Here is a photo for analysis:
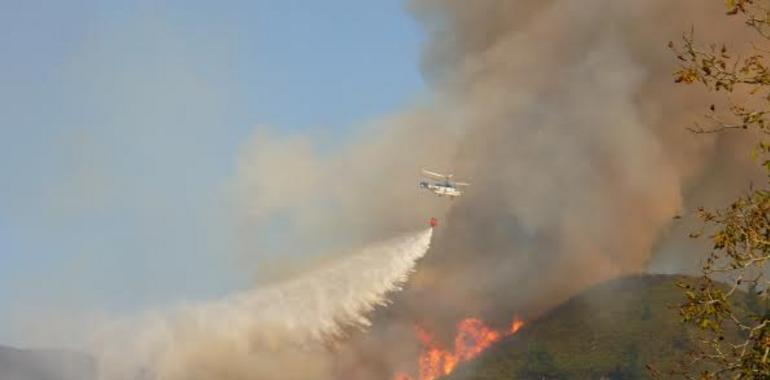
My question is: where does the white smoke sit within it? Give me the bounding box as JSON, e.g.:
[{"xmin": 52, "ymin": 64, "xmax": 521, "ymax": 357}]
[{"xmin": 92, "ymin": 228, "xmax": 433, "ymax": 380}]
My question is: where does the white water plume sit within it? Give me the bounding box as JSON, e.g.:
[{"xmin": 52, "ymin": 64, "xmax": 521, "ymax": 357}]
[{"xmin": 94, "ymin": 228, "xmax": 433, "ymax": 380}]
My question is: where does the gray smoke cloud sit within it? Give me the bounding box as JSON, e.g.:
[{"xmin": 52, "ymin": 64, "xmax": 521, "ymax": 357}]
[
  {"xmin": 239, "ymin": 0, "xmax": 750, "ymax": 318},
  {"xmin": 232, "ymin": 0, "xmax": 765, "ymax": 378}
]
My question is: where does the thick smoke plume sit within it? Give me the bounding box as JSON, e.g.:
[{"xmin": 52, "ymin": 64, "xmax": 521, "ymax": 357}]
[
  {"xmin": 91, "ymin": 229, "xmax": 433, "ymax": 380},
  {"xmin": 239, "ymin": 0, "xmax": 754, "ymax": 325},
  {"xmin": 233, "ymin": 0, "xmax": 764, "ymax": 377},
  {"xmin": 400, "ymin": 0, "xmax": 761, "ymax": 325}
]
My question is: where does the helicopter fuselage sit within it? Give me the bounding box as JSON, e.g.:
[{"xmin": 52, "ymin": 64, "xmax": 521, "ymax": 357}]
[{"xmin": 419, "ymin": 181, "xmax": 462, "ymax": 198}]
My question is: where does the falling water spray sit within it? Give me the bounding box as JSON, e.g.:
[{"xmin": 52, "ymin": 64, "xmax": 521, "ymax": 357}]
[{"xmin": 93, "ymin": 229, "xmax": 434, "ymax": 380}]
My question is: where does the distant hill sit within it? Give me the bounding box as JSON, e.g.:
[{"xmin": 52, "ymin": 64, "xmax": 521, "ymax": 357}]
[
  {"xmin": 445, "ymin": 274, "xmax": 733, "ymax": 380},
  {"xmin": 0, "ymin": 345, "xmax": 95, "ymax": 380}
]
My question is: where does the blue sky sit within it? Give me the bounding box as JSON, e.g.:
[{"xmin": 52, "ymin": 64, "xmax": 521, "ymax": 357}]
[{"xmin": 0, "ymin": 0, "xmax": 424, "ymax": 347}]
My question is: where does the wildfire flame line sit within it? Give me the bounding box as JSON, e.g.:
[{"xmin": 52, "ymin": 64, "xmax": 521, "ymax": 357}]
[{"xmin": 395, "ymin": 317, "xmax": 524, "ymax": 380}]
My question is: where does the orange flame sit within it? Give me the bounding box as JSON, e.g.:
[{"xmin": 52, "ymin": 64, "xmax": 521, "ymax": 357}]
[{"xmin": 394, "ymin": 317, "xmax": 524, "ymax": 380}]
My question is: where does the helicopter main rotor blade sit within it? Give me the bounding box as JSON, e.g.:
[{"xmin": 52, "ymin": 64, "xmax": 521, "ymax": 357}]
[{"xmin": 422, "ymin": 169, "xmax": 448, "ymax": 179}]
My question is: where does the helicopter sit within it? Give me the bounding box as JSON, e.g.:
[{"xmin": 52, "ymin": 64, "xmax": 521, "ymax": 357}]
[{"xmin": 419, "ymin": 169, "xmax": 470, "ymax": 198}]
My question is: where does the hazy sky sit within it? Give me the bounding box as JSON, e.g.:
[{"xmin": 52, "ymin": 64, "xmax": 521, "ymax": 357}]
[{"xmin": 0, "ymin": 0, "xmax": 423, "ymax": 347}]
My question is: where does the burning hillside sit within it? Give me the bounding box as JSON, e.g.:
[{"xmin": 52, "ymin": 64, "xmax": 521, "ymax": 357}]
[
  {"xmin": 437, "ymin": 275, "xmax": 748, "ymax": 380},
  {"xmin": 394, "ymin": 317, "xmax": 524, "ymax": 380}
]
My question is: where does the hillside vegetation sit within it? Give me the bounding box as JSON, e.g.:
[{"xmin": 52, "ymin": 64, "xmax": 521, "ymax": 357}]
[{"xmin": 446, "ymin": 274, "xmax": 744, "ymax": 380}]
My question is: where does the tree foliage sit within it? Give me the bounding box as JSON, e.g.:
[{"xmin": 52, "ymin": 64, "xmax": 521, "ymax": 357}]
[{"xmin": 671, "ymin": 1, "xmax": 770, "ymax": 378}]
